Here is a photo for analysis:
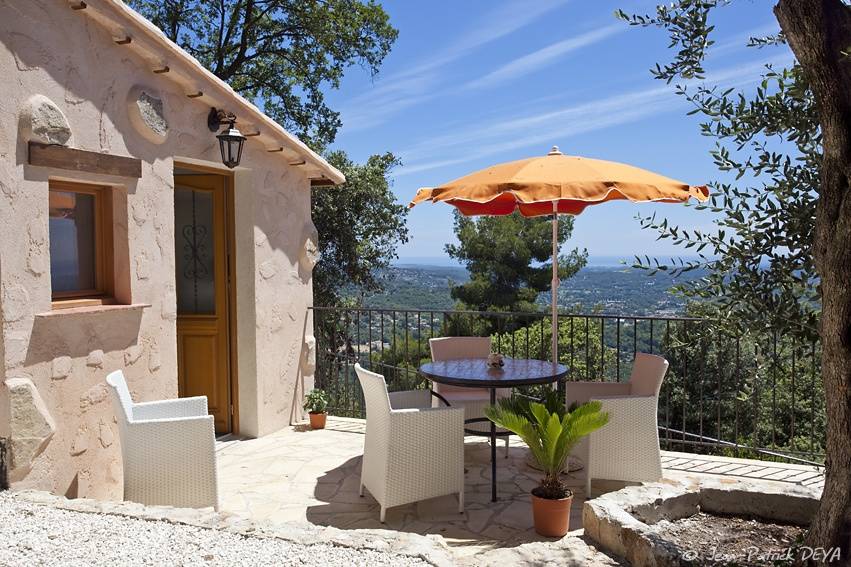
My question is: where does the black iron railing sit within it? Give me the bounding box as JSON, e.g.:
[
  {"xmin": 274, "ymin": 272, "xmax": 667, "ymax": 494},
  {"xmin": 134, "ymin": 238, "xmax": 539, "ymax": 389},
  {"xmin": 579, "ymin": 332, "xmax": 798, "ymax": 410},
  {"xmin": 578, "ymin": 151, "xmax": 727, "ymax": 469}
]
[{"xmin": 311, "ymin": 306, "xmax": 825, "ymax": 464}]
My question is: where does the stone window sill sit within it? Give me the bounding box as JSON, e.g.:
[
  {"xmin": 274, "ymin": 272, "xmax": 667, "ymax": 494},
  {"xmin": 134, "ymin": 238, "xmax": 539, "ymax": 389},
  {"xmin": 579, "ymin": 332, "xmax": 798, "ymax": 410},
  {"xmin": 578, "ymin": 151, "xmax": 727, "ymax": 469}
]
[{"xmin": 35, "ymin": 303, "xmax": 151, "ymax": 318}]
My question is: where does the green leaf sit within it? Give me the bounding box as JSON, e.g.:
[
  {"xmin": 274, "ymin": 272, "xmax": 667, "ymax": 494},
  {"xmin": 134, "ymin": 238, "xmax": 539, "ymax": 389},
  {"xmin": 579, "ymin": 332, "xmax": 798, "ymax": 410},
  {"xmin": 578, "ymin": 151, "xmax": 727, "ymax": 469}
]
[{"xmin": 487, "ymin": 397, "xmax": 608, "ymax": 478}]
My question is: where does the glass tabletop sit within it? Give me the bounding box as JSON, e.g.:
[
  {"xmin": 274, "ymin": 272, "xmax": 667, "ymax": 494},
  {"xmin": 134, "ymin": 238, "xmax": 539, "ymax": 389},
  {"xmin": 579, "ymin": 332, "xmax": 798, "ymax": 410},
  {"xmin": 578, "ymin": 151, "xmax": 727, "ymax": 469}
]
[{"xmin": 419, "ymin": 358, "xmax": 568, "ymax": 388}]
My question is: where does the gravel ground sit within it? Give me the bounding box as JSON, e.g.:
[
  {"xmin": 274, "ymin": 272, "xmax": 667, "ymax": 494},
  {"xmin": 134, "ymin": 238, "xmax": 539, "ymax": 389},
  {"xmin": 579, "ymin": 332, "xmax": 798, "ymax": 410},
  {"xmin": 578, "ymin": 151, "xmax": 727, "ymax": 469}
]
[{"xmin": 0, "ymin": 493, "xmax": 430, "ymax": 567}]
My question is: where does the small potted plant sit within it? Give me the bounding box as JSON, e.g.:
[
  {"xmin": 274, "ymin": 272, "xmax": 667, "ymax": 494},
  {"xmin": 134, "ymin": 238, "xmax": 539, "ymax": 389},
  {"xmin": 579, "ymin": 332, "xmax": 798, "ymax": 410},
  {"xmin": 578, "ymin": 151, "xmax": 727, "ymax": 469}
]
[
  {"xmin": 486, "ymin": 396, "xmax": 609, "ymax": 537},
  {"xmin": 303, "ymin": 388, "xmax": 330, "ymax": 430},
  {"xmin": 486, "ymin": 352, "xmax": 505, "ymax": 368}
]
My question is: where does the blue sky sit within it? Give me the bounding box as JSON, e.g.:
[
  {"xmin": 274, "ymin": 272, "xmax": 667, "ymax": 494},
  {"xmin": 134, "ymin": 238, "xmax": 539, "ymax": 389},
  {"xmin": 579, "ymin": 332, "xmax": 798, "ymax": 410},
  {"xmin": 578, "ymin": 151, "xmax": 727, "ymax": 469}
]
[{"xmin": 325, "ymin": 0, "xmax": 790, "ymax": 264}]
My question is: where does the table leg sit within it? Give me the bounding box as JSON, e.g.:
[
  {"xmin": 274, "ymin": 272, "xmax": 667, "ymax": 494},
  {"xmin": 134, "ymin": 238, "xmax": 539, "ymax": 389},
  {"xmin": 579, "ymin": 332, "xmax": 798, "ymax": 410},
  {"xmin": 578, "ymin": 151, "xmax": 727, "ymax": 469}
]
[{"xmin": 490, "ymin": 387, "xmax": 497, "ymax": 502}]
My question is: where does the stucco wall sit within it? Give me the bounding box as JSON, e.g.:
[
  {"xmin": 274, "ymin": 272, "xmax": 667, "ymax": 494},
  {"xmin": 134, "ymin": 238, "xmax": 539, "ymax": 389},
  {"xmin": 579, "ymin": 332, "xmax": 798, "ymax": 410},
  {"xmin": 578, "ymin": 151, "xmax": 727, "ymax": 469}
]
[
  {"xmin": 0, "ymin": 253, "xmax": 6, "ymax": 443},
  {"xmin": 246, "ymin": 166, "xmax": 316, "ymax": 437},
  {"xmin": 0, "ymin": 1, "xmax": 317, "ymax": 497}
]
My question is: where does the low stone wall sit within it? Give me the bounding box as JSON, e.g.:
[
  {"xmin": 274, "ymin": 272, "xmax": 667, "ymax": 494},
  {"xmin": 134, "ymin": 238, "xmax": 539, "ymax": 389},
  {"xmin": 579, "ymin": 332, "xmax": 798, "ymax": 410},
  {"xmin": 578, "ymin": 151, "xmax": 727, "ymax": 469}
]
[{"xmin": 583, "ymin": 478, "xmax": 821, "ymax": 566}]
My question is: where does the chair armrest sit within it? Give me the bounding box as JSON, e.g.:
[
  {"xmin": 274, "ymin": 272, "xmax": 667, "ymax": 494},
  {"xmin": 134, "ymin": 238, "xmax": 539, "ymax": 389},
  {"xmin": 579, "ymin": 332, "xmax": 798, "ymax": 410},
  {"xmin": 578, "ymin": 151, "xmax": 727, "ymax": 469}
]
[
  {"xmin": 390, "ymin": 406, "xmax": 465, "ymax": 442},
  {"xmin": 566, "ymin": 381, "xmax": 631, "ymax": 404},
  {"xmin": 389, "ymin": 389, "xmax": 432, "ymax": 410},
  {"xmin": 133, "ymin": 396, "xmax": 209, "ymax": 420},
  {"xmin": 590, "ymin": 395, "xmax": 659, "ymax": 419},
  {"xmin": 122, "ymin": 415, "xmax": 218, "ymax": 510},
  {"xmin": 126, "ymin": 414, "xmax": 216, "ymax": 445},
  {"xmin": 586, "ymin": 395, "xmax": 662, "ymax": 487},
  {"xmin": 592, "ymin": 394, "xmax": 656, "ymax": 402}
]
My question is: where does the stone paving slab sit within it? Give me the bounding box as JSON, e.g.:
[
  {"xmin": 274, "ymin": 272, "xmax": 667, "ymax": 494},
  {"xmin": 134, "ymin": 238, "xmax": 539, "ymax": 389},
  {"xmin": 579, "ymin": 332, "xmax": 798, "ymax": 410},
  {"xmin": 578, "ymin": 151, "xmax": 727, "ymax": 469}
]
[
  {"xmin": 460, "ymin": 536, "xmax": 626, "ymax": 567},
  {"xmin": 216, "ymin": 417, "xmax": 825, "ymax": 564}
]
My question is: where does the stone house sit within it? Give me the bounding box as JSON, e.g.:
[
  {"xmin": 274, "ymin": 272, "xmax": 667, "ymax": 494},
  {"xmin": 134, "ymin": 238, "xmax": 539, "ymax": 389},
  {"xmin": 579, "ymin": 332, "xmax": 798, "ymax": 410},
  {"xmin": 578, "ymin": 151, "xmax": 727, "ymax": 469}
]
[{"xmin": 0, "ymin": 0, "xmax": 343, "ymax": 499}]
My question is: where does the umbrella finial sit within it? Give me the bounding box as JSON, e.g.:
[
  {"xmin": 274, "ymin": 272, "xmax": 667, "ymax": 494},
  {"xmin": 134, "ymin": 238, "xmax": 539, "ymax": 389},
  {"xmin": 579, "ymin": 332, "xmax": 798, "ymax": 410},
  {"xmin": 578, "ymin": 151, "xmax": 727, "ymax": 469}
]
[{"xmin": 547, "ymin": 145, "xmax": 562, "ymax": 156}]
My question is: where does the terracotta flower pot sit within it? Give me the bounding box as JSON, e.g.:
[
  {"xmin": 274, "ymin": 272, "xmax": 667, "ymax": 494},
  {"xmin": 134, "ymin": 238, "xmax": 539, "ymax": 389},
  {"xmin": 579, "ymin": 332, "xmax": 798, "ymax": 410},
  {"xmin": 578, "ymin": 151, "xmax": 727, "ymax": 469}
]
[
  {"xmin": 308, "ymin": 412, "xmax": 327, "ymax": 430},
  {"xmin": 531, "ymin": 491, "xmax": 573, "ymax": 537}
]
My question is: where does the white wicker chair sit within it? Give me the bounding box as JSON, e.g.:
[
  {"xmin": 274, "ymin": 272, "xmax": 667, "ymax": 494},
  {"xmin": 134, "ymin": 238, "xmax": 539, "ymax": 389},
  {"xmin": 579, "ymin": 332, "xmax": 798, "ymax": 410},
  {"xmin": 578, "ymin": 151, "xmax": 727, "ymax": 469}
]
[
  {"xmin": 355, "ymin": 363, "xmax": 464, "ymax": 522},
  {"xmin": 566, "ymin": 353, "xmax": 669, "ymax": 497},
  {"xmin": 106, "ymin": 370, "xmax": 219, "ymax": 510},
  {"xmin": 429, "ymin": 337, "xmax": 511, "ymax": 455}
]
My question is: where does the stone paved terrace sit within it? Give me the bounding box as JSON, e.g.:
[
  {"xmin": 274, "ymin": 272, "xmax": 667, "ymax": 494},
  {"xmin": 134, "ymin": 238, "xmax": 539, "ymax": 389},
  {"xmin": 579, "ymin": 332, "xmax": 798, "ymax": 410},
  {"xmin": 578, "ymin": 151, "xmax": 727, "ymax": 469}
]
[{"xmin": 216, "ymin": 417, "xmax": 824, "ymax": 564}]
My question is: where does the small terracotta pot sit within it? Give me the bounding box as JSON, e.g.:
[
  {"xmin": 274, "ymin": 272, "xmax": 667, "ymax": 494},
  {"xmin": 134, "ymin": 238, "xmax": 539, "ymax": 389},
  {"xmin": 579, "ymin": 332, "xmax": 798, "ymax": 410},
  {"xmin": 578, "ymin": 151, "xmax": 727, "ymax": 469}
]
[
  {"xmin": 308, "ymin": 412, "xmax": 327, "ymax": 430},
  {"xmin": 531, "ymin": 491, "xmax": 573, "ymax": 537}
]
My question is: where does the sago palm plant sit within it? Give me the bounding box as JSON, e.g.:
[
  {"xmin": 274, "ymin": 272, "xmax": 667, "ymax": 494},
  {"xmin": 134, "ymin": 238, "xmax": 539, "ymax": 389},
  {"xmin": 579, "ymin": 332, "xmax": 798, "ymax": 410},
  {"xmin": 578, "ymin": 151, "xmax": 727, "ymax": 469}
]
[{"xmin": 485, "ymin": 398, "xmax": 609, "ymax": 499}]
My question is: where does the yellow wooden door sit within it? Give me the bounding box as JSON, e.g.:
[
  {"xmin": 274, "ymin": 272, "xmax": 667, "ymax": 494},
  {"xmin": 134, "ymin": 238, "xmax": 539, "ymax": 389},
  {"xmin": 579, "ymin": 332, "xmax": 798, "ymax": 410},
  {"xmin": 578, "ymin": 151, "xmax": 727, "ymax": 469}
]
[{"xmin": 174, "ymin": 174, "xmax": 232, "ymax": 433}]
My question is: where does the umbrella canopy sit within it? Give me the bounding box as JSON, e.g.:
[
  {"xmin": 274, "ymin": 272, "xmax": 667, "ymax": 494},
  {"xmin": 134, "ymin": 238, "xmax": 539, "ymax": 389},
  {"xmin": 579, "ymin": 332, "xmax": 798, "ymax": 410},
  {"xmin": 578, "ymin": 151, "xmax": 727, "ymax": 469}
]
[
  {"xmin": 409, "ymin": 147, "xmax": 709, "ymax": 361},
  {"xmin": 411, "ymin": 146, "xmax": 709, "ymax": 217}
]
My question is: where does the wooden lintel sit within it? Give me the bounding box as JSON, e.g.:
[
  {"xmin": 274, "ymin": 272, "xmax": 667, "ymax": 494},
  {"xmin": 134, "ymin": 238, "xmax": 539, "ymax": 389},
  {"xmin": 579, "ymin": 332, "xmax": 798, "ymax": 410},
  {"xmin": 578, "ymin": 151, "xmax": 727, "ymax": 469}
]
[
  {"xmin": 243, "ymin": 131, "xmax": 261, "ymax": 137},
  {"xmin": 115, "ymin": 36, "xmax": 132, "ymax": 45},
  {"xmin": 28, "ymin": 142, "xmax": 142, "ymax": 178},
  {"xmin": 186, "ymin": 91, "xmax": 203, "ymax": 98},
  {"xmin": 153, "ymin": 66, "xmax": 170, "ymax": 74},
  {"xmin": 71, "ymin": 1, "xmax": 87, "ymax": 9},
  {"xmin": 267, "ymin": 147, "xmax": 284, "ymax": 153},
  {"xmin": 289, "ymin": 160, "xmax": 307, "ymax": 166},
  {"xmin": 311, "ymin": 178, "xmax": 337, "ymax": 188}
]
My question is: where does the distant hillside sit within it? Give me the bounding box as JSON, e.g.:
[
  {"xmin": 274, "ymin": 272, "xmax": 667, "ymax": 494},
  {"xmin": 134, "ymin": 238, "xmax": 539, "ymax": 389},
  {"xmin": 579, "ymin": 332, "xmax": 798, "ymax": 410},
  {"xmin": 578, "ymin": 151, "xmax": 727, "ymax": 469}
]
[
  {"xmin": 552, "ymin": 266, "xmax": 701, "ymax": 315},
  {"xmin": 354, "ymin": 264, "xmax": 705, "ymax": 315},
  {"xmin": 355, "ymin": 264, "xmax": 469, "ymax": 310}
]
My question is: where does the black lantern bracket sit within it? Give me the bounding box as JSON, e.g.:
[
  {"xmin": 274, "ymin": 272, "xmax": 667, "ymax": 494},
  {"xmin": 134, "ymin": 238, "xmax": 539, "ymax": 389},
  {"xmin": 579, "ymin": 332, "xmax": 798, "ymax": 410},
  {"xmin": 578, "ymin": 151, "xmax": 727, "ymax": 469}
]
[{"xmin": 208, "ymin": 107, "xmax": 237, "ymax": 132}]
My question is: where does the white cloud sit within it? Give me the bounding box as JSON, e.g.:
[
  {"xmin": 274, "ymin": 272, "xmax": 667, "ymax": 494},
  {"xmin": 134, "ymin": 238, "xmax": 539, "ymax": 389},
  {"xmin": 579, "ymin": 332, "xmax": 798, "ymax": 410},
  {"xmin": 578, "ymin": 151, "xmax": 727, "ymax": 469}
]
[
  {"xmin": 395, "ymin": 54, "xmax": 794, "ymax": 179},
  {"xmin": 463, "ymin": 24, "xmax": 625, "ymax": 91},
  {"xmin": 434, "ymin": 1, "xmax": 570, "ymax": 68},
  {"xmin": 339, "ymin": 0, "xmax": 568, "ymax": 132},
  {"xmin": 707, "ymin": 23, "xmax": 782, "ymax": 59}
]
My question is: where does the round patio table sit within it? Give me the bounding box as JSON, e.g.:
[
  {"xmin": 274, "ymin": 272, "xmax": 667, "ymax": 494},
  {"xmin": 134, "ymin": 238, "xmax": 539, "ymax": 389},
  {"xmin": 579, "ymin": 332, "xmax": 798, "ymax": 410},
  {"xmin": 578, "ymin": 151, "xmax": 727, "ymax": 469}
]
[{"xmin": 418, "ymin": 358, "xmax": 568, "ymax": 502}]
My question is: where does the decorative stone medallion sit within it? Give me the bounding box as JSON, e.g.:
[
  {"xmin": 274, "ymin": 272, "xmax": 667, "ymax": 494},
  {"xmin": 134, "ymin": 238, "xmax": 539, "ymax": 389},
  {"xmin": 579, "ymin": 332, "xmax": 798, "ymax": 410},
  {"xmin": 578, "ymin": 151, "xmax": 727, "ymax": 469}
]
[{"xmin": 127, "ymin": 86, "xmax": 168, "ymax": 144}]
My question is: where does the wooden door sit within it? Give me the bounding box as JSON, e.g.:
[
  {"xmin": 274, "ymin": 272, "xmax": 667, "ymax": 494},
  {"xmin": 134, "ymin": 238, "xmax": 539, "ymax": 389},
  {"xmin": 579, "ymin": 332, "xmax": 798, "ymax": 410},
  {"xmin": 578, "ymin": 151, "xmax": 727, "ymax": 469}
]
[{"xmin": 174, "ymin": 174, "xmax": 232, "ymax": 433}]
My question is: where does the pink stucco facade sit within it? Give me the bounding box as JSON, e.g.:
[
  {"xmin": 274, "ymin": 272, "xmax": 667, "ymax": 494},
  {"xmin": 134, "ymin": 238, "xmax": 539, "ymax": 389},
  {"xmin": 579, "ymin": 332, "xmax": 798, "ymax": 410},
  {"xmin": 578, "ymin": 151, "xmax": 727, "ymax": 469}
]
[{"xmin": 0, "ymin": 0, "xmax": 339, "ymax": 500}]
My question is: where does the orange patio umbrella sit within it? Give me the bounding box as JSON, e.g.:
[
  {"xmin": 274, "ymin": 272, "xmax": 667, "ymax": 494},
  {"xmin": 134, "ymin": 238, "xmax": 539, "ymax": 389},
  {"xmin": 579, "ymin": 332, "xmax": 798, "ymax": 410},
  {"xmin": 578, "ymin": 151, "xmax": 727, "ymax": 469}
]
[{"xmin": 409, "ymin": 146, "xmax": 709, "ymax": 361}]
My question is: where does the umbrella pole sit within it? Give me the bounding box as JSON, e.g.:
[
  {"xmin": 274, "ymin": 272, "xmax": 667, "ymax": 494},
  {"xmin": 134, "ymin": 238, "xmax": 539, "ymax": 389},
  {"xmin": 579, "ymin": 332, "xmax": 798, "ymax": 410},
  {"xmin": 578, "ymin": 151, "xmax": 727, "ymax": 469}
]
[{"xmin": 551, "ymin": 206, "xmax": 559, "ymax": 363}]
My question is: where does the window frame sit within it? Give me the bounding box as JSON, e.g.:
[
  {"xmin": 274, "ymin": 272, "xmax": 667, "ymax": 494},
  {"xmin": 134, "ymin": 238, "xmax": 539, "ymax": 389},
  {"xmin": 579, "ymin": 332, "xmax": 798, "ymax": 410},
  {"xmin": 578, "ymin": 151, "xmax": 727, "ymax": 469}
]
[{"xmin": 48, "ymin": 180, "xmax": 115, "ymax": 309}]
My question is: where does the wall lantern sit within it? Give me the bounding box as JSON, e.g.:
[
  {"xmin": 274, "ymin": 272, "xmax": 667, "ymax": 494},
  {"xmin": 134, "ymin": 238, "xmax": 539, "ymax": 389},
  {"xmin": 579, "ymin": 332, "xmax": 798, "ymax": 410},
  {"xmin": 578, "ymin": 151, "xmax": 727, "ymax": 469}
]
[{"xmin": 208, "ymin": 108, "xmax": 246, "ymax": 168}]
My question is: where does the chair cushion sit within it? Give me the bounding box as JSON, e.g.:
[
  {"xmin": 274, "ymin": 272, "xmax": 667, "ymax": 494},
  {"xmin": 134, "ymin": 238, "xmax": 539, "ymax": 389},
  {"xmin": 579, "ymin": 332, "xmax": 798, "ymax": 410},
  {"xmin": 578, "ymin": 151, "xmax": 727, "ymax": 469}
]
[
  {"xmin": 629, "ymin": 353, "xmax": 669, "ymax": 397},
  {"xmin": 429, "ymin": 336, "xmax": 491, "ymax": 362},
  {"xmin": 437, "ymin": 388, "xmax": 511, "ymax": 402},
  {"xmin": 434, "ymin": 382, "xmax": 487, "ymax": 396},
  {"xmin": 439, "ymin": 389, "xmax": 492, "ymax": 402}
]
